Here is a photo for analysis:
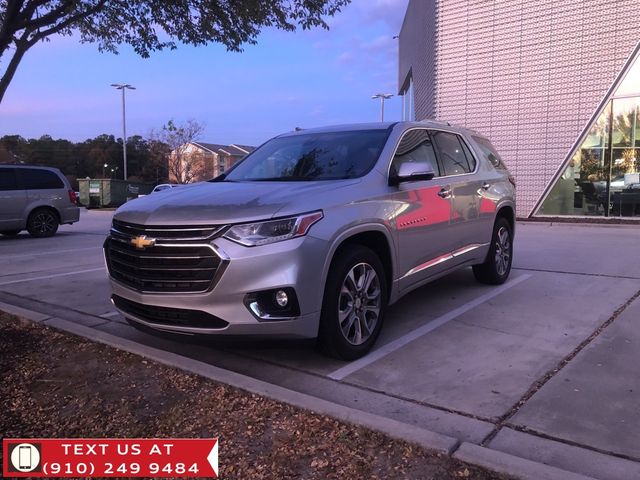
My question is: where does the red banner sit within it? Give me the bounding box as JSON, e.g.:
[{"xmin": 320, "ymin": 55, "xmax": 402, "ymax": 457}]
[{"xmin": 2, "ymin": 439, "xmax": 218, "ymax": 477}]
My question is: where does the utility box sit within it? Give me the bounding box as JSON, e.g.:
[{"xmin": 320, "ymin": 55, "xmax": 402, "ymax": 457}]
[{"xmin": 78, "ymin": 178, "xmax": 154, "ymax": 208}]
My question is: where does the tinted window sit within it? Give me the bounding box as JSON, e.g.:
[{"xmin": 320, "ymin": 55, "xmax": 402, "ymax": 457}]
[
  {"xmin": 390, "ymin": 129, "xmax": 439, "ymax": 178},
  {"xmin": 20, "ymin": 168, "xmax": 64, "ymax": 189},
  {"xmin": 431, "ymin": 131, "xmax": 474, "ymax": 176},
  {"xmin": 472, "ymin": 136, "xmax": 507, "ymax": 170},
  {"xmin": 459, "ymin": 138, "xmax": 477, "ymax": 171},
  {"xmin": 0, "ymin": 168, "xmax": 20, "ymax": 191},
  {"xmin": 224, "ymin": 129, "xmax": 389, "ymax": 181}
]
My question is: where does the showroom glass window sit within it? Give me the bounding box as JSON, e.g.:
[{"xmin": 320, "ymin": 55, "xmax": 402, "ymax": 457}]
[{"xmin": 538, "ymin": 54, "xmax": 640, "ymax": 217}]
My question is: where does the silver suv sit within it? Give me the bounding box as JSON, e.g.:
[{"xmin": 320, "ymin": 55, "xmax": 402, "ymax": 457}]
[
  {"xmin": 105, "ymin": 121, "xmax": 515, "ymax": 359},
  {"xmin": 0, "ymin": 165, "xmax": 80, "ymax": 237}
]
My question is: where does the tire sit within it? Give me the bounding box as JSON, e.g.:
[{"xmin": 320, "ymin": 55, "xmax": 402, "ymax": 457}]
[
  {"xmin": 27, "ymin": 208, "xmax": 59, "ymax": 237},
  {"xmin": 473, "ymin": 217, "xmax": 513, "ymax": 285},
  {"xmin": 318, "ymin": 245, "xmax": 388, "ymax": 360},
  {"xmin": 0, "ymin": 230, "xmax": 21, "ymax": 236}
]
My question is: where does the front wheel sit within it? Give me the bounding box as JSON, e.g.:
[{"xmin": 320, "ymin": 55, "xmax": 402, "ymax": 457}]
[
  {"xmin": 473, "ymin": 217, "xmax": 513, "ymax": 285},
  {"xmin": 318, "ymin": 245, "xmax": 387, "ymax": 360}
]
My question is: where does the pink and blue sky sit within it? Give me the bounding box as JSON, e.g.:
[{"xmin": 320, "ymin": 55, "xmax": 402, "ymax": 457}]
[{"xmin": 0, "ymin": 0, "xmax": 409, "ymax": 147}]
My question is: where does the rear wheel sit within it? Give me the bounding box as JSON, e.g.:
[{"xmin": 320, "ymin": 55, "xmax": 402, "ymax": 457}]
[
  {"xmin": 473, "ymin": 217, "xmax": 512, "ymax": 285},
  {"xmin": 318, "ymin": 245, "xmax": 387, "ymax": 360},
  {"xmin": 27, "ymin": 208, "xmax": 59, "ymax": 237}
]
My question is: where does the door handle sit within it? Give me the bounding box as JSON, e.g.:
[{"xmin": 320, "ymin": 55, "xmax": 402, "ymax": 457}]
[
  {"xmin": 481, "ymin": 182, "xmax": 491, "ymax": 190},
  {"xmin": 438, "ymin": 187, "xmax": 451, "ymax": 199}
]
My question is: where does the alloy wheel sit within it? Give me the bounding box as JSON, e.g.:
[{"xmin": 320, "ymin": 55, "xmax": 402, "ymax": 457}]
[
  {"xmin": 494, "ymin": 226, "xmax": 511, "ymax": 276},
  {"xmin": 32, "ymin": 212, "xmax": 56, "ymax": 235},
  {"xmin": 337, "ymin": 262, "xmax": 382, "ymax": 346}
]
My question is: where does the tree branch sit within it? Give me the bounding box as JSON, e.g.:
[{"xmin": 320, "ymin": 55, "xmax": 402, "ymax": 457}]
[
  {"xmin": 27, "ymin": 0, "xmax": 106, "ymax": 46},
  {"xmin": 17, "ymin": 0, "xmax": 78, "ymax": 32},
  {"xmin": 0, "ymin": 32, "xmax": 29, "ymax": 104},
  {"xmin": 11, "ymin": 0, "xmax": 50, "ymax": 31},
  {"xmin": 0, "ymin": 0, "xmax": 26, "ymax": 54}
]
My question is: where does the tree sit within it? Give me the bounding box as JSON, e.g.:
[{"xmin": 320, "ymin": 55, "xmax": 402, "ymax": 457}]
[
  {"xmin": 150, "ymin": 119, "xmax": 205, "ymax": 184},
  {"xmin": 0, "ymin": 0, "xmax": 350, "ymax": 103}
]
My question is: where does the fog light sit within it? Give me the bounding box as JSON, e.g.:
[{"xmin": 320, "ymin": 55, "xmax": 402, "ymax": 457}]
[{"xmin": 275, "ymin": 290, "xmax": 288, "ymax": 307}]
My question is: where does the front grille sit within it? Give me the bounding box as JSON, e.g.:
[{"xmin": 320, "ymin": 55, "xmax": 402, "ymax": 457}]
[
  {"xmin": 113, "ymin": 295, "xmax": 228, "ymax": 329},
  {"xmin": 112, "ymin": 219, "xmax": 224, "ymax": 241},
  {"xmin": 105, "ymin": 237, "xmax": 222, "ymax": 293}
]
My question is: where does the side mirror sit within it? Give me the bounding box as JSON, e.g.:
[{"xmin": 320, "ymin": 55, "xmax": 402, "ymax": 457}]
[{"xmin": 390, "ymin": 161, "xmax": 436, "ymax": 185}]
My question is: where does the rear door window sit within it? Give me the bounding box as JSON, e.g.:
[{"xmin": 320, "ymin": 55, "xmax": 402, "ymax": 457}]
[
  {"xmin": 471, "ymin": 136, "xmax": 507, "ymax": 170},
  {"xmin": 20, "ymin": 169, "xmax": 64, "ymax": 189},
  {"xmin": 431, "ymin": 131, "xmax": 475, "ymax": 176},
  {"xmin": 0, "ymin": 168, "xmax": 20, "ymax": 191}
]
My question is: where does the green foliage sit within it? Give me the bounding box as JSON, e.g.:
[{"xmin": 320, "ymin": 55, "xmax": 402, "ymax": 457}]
[{"xmin": 0, "ymin": 133, "xmax": 168, "ymax": 187}]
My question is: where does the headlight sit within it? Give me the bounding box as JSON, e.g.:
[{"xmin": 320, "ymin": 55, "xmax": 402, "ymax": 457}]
[{"xmin": 224, "ymin": 211, "xmax": 323, "ymax": 246}]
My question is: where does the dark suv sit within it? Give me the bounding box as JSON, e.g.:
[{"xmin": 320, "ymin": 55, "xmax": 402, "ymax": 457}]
[{"xmin": 0, "ymin": 165, "xmax": 80, "ymax": 237}]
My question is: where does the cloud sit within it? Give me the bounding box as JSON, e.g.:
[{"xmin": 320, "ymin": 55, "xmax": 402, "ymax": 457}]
[
  {"xmin": 352, "ymin": 0, "xmax": 410, "ymax": 31},
  {"xmin": 308, "ymin": 0, "xmax": 409, "ymax": 91}
]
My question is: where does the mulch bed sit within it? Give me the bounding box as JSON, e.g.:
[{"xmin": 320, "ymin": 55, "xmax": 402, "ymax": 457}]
[{"xmin": 0, "ymin": 312, "xmax": 512, "ymax": 480}]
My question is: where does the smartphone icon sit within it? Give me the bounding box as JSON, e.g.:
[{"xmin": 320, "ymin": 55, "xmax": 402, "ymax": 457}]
[{"xmin": 19, "ymin": 446, "xmax": 32, "ymax": 470}]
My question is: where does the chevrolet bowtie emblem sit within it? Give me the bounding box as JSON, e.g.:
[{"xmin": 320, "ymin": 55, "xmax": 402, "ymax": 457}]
[{"xmin": 131, "ymin": 235, "xmax": 155, "ymax": 249}]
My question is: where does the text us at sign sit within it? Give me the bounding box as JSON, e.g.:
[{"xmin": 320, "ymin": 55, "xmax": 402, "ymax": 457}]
[{"xmin": 2, "ymin": 439, "xmax": 218, "ymax": 478}]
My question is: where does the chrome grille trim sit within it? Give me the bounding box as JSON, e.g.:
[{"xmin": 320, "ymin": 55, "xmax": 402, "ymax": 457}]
[{"xmin": 111, "ymin": 219, "xmax": 225, "ymax": 242}]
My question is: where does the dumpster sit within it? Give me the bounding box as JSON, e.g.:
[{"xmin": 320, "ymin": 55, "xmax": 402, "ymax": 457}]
[{"xmin": 78, "ymin": 178, "xmax": 154, "ymax": 208}]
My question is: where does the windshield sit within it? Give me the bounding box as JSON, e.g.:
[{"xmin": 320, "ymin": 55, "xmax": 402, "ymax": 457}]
[{"xmin": 223, "ymin": 129, "xmax": 389, "ymax": 181}]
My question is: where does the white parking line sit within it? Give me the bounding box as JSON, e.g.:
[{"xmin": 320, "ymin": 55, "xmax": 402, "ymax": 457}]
[
  {"xmin": 2, "ymin": 247, "xmax": 102, "ymax": 259},
  {"xmin": 0, "ymin": 267, "xmax": 105, "ymax": 286},
  {"xmin": 99, "ymin": 311, "xmax": 121, "ymax": 318},
  {"xmin": 327, "ymin": 273, "xmax": 533, "ymax": 381}
]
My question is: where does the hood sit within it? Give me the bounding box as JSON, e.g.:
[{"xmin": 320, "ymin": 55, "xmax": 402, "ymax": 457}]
[{"xmin": 113, "ymin": 179, "xmax": 361, "ymax": 225}]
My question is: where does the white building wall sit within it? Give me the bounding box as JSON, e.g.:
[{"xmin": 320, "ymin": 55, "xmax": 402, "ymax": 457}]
[{"xmin": 400, "ymin": 0, "xmax": 640, "ymax": 215}]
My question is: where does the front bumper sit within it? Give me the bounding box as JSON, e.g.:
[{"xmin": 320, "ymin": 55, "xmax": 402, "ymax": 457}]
[{"xmin": 106, "ymin": 234, "xmax": 328, "ymax": 339}]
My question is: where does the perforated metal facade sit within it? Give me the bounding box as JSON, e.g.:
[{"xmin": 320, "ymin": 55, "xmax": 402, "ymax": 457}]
[{"xmin": 399, "ymin": 0, "xmax": 640, "ymax": 216}]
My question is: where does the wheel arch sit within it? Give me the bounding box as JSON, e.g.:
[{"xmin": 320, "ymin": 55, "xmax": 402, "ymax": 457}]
[
  {"xmin": 321, "ymin": 224, "xmax": 396, "ymax": 304},
  {"xmin": 495, "ymin": 203, "xmax": 515, "ymax": 233},
  {"xmin": 28, "ymin": 204, "xmax": 61, "ymax": 223}
]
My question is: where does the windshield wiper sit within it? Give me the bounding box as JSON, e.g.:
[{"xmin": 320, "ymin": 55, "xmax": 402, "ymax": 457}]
[{"xmin": 208, "ymin": 174, "xmax": 237, "ymax": 182}]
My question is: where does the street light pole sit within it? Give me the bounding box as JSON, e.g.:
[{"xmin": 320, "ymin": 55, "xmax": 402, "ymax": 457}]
[
  {"xmin": 371, "ymin": 93, "xmax": 393, "ymax": 122},
  {"xmin": 110, "ymin": 83, "xmax": 136, "ymax": 181}
]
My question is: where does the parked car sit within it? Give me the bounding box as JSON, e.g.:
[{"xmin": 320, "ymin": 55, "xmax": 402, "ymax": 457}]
[
  {"xmin": 104, "ymin": 121, "xmax": 516, "ymax": 359},
  {"xmin": 0, "ymin": 165, "xmax": 80, "ymax": 237},
  {"xmin": 151, "ymin": 184, "xmax": 179, "ymax": 193}
]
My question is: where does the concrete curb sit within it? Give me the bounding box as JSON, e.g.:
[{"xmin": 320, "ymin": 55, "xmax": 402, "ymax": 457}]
[
  {"xmin": 453, "ymin": 443, "xmax": 598, "ymax": 480},
  {"xmin": 41, "ymin": 316, "xmax": 459, "ymax": 455},
  {"xmin": 0, "ymin": 301, "xmax": 51, "ymax": 323}
]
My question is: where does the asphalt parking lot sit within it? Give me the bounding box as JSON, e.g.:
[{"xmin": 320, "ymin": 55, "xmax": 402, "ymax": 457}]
[{"xmin": 1, "ymin": 209, "xmax": 639, "ymax": 479}]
